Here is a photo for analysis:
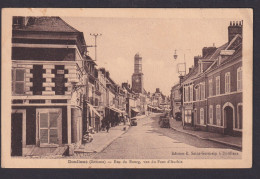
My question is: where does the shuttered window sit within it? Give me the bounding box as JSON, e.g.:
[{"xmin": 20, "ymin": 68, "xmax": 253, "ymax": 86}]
[
  {"xmin": 237, "ymin": 67, "xmax": 242, "ymax": 91},
  {"xmin": 190, "ymin": 85, "xmax": 193, "ymax": 101},
  {"xmin": 209, "ymin": 79, "xmax": 213, "ymax": 97},
  {"xmin": 200, "ymin": 82, "xmax": 205, "ymax": 99},
  {"xmin": 225, "ymin": 72, "xmax": 230, "ymax": 93},
  {"xmin": 12, "ymin": 68, "xmax": 25, "ymax": 94},
  {"xmin": 216, "ymin": 76, "xmax": 220, "ymax": 95},
  {"xmin": 39, "ymin": 111, "xmax": 60, "ymax": 144},
  {"xmin": 40, "ymin": 113, "xmax": 48, "ymax": 143},
  {"xmin": 209, "ymin": 105, "xmax": 213, "ymax": 124},
  {"xmin": 200, "ymin": 108, "xmax": 204, "ymax": 125}
]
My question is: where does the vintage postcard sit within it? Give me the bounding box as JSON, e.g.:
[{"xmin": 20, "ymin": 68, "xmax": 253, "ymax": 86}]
[{"xmin": 1, "ymin": 8, "xmax": 252, "ymax": 168}]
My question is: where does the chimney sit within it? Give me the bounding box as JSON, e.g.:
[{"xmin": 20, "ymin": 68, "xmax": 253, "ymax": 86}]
[
  {"xmin": 202, "ymin": 47, "xmax": 217, "ymax": 58},
  {"xmin": 194, "ymin": 56, "xmax": 201, "ymax": 67},
  {"xmin": 189, "ymin": 67, "xmax": 192, "ymax": 73},
  {"xmin": 228, "ymin": 20, "xmax": 243, "ymax": 43},
  {"xmin": 179, "ymin": 75, "xmax": 184, "ymax": 85}
]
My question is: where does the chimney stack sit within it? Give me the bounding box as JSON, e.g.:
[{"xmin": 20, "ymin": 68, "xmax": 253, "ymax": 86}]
[
  {"xmin": 202, "ymin": 47, "xmax": 217, "ymax": 58},
  {"xmin": 194, "ymin": 56, "xmax": 202, "ymax": 67},
  {"xmin": 179, "ymin": 75, "xmax": 184, "ymax": 85},
  {"xmin": 228, "ymin": 20, "xmax": 243, "ymax": 43}
]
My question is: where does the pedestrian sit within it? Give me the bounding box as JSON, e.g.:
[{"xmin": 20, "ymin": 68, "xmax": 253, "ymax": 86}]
[{"xmin": 106, "ymin": 121, "xmax": 110, "ymax": 133}]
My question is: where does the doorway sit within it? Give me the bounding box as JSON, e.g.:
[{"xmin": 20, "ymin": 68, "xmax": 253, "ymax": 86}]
[
  {"xmin": 224, "ymin": 106, "xmax": 233, "ymax": 135},
  {"xmin": 11, "ymin": 113, "xmax": 23, "ymax": 156}
]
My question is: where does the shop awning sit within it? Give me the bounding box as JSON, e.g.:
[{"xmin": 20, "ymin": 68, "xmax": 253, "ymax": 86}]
[
  {"xmin": 131, "ymin": 108, "xmax": 140, "ymax": 113},
  {"xmin": 109, "ymin": 107, "xmax": 126, "ymax": 115},
  {"xmin": 87, "ymin": 103, "xmax": 102, "ymax": 118}
]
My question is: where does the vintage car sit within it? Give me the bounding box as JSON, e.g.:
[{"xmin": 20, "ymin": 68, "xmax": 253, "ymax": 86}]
[
  {"xmin": 130, "ymin": 118, "xmax": 138, "ymax": 126},
  {"xmin": 160, "ymin": 118, "xmax": 170, "ymax": 128}
]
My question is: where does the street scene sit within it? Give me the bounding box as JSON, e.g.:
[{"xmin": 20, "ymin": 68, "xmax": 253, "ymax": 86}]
[{"xmin": 9, "ymin": 14, "xmax": 243, "ymax": 161}]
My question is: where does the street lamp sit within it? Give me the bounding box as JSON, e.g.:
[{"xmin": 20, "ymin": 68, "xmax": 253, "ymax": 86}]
[
  {"xmin": 173, "ymin": 50, "xmax": 178, "ymax": 60},
  {"xmin": 173, "ymin": 49, "xmax": 187, "ymax": 76}
]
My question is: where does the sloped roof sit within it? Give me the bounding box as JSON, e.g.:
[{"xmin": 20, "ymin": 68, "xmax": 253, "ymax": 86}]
[
  {"xmin": 207, "ymin": 43, "xmax": 228, "ymax": 61},
  {"xmin": 18, "ymin": 17, "xmax": 80, "ymax": 33},
  {"xmin": 205, "ymin": 35, "xmax": 242, "ymax": 74}
]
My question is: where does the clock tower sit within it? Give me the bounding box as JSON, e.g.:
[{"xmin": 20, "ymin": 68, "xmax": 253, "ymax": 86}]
[{"xmin": 132, "ymin": 53, "xmax": 144, "ymax": 94}]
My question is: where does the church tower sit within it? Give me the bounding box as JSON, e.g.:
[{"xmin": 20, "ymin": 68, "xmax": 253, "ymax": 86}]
[{"xmin": 132, "ymin": 53, "xmax": 144, "ymax": 94}]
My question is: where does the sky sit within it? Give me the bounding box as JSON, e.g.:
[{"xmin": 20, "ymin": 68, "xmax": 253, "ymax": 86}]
[{"xmin": 62, "ymin": 17, "xmax": 235, "ymax": 96}]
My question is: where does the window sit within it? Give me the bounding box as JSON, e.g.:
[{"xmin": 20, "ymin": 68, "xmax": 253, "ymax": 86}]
[
  {"xmin": 216, "ymin": 76, "xmax": 220, "ymax": 95},
  {"xmin": 209, "ymin": 79, "xmax": 213, "ymax": 97},
  {"xmin": 200, "ymin": 108, "xmax": 204, "ymax": 125},
  {"xmin": 185, "ymin": 110, "xmax": 192, "ymax": 123},
  {"xmin": 12, "ymin": 68, "xmax": 25, "ymax": 95},
  {"xmin": 236, "ymin": 104, "xmax": 243, "ymax": 129},
  {"xmin": 237, "ymin": 67, "xmax": 242, "ymax": 91},
  {"xmin": 200, "ymin": 82, "xmax": 205, "ymax": 99},
  {"xmin": 225, "ymin": 72, "xmax": 230, "ymax": 93},
  {"xmin": 39, "ymin": 109, "xmax": 61, "ymax": 145},
  {"xmin": 216, "ymin": 105, "xmax": 222, "ymax": 126},
  {"xmin": 209, "ymin": 105, "xmax": 213, "ymax": 124},
  {"xmin": 195, "ymin": 85, "xmax": 200, "ymax": 101},
  {"xmin": 190, "ymin": 85, "xmax": 193, "ymax": 101},
  {"xmin": 185, "ymin": 86, "xmax": 189, "ymax": 102}
]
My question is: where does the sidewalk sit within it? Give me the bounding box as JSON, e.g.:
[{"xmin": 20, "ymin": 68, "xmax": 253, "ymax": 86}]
[
  {"xmin": 169, "ymin": 119, "xmax": 242, "ymax": 150},
  {"xmin": 74, "ymin": 123, "xmax": 130, "ymax": 154}
]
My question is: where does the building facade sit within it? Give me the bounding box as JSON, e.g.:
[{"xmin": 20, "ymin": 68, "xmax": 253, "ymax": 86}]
[
  {"xmin": 11, "ymin": 16, "xmax": 87, "ymax": 156},
  {"xmin": 180, "ymin": 21, "xmax": 243, "ymax": 136}
]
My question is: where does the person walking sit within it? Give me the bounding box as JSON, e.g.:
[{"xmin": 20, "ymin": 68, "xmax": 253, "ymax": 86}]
[{"xmin": 106, "ymin": 120, "xmax": 110, "ymax": 133}]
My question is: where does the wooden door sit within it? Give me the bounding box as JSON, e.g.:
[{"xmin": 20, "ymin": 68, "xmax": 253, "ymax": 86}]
[{"xmin": 11, "ymin": 113, "xmax": 23, "ymax": 156}]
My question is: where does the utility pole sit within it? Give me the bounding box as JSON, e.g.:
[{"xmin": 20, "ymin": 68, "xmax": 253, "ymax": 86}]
[{"xmin": 90, "ymin": 33, "xmax": 102, "ymax": 61}]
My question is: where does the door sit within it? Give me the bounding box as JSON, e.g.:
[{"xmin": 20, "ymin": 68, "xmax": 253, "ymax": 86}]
[
  {"xmin": 224, "ymin": 106, "xmax": 233, "ymax": 135},
  {"xmin": 37, "ymin": 108, "xmax": 62, "ymax": 146},
  {"xmin": 11, "ymin": 113, "xmax": 23, "ymax": 156}
]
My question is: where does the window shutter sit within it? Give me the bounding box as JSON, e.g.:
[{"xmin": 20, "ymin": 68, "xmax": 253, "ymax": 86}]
[
  {"xmin": 16, "ymin": 69, "xmax": 25, "ymax": 81},
  {"xmin": 14, "ymin": 69, "xmax": 25, "ymax": 94},
  {"xmin": 40, "ymin": 113, "xmax": 48, "ymax": 143},
  {"xmin": 49, "ymin": 129, "xmax": 58, "ymax": 144},
  {"xmin": 40, "ymin": 129, "xmax": 48, "ymax": 143}
]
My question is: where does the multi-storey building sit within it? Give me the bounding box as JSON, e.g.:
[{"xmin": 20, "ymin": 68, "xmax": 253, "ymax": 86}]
[
  {"xmin": 170, "ymin": 83, "xmax": 182, "ymax": 118},
  {"xmin": 11, "ymin": 16, "xmax": 88, "ymax": 156},
  {"xmin": 180, "ymin": 21, "xmax": 243, "ymax": 136}
]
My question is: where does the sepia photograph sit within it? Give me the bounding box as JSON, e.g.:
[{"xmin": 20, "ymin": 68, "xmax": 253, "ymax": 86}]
[{"xmin": 1, "ymin": 8, "xmax": 252, "ymax": 168}]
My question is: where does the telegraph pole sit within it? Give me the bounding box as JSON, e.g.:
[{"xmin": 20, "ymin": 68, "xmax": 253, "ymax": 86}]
[{"xmin": 90, "ymin": 33, "xmax": 102, "ymax": 61}]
